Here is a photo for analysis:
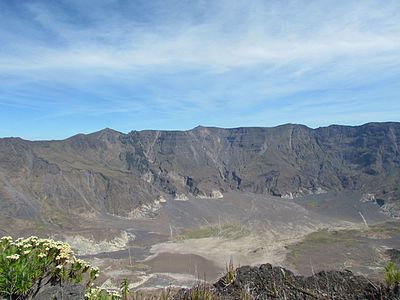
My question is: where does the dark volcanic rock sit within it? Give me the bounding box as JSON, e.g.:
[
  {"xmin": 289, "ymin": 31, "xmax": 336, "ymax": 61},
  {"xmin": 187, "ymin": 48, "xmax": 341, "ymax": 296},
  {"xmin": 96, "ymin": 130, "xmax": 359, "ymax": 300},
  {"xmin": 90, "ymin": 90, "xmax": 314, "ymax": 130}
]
[
  {"xmin": 387, "ymin": 248, "xmax": 400, "ymax": 266},
  {"xmin": 176, "ymin": 264, "xmax": 400, "ymax": 299},
  {"xmin": 32, "ymin": 283, "xmax": 85, "ymax": 300},
  {"xmin": 0, "ymin": 122, "xmax": 399, "ymax": 228},
  {"xmin": 214, "ymin": 264, "xmax": 378, "ymax": 299}
]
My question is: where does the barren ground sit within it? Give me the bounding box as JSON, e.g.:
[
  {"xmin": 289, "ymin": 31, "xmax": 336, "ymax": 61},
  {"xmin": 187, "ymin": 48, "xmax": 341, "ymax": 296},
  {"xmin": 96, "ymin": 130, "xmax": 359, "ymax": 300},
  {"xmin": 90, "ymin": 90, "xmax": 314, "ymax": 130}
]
[{"xmin": 3, "ymin": 191, "xmax": 399, "ymax": 290}]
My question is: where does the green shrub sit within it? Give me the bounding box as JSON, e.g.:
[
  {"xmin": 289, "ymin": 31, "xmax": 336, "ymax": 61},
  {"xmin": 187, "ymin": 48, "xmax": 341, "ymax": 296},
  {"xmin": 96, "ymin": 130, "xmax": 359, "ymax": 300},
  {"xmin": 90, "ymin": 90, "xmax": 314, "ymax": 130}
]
[
  {"xmin": 121, "ymin": 278, "xmax": 129, "ymax": 300},
  {"xmin": 0, "ymin": 236, "xmax": 99, "ymax": 299},
  {"xmin": 384, "ymin": 261, "xmax": 400, "ymax": 288}
]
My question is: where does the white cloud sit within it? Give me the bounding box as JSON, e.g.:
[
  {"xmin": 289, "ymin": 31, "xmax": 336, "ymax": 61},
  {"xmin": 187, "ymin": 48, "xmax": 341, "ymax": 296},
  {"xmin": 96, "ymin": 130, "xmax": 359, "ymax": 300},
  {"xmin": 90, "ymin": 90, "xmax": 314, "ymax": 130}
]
[
  {"xmin": 0, "ymin": 0, "xmax": 399, "ymax": 135},
  {"xmin": 1, "ymin": 0, "xmax": 399, "ymax": 73}
]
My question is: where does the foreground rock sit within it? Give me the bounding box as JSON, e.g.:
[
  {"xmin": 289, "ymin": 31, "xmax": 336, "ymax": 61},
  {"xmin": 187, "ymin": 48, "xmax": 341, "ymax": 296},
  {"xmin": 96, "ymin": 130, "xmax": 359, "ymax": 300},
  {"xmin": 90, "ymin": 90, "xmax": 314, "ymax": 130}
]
[
  {"xmin": 176, "ymin": 264, "xmax": 400, "ymax": 299},
  {"xmin": 32, "ymin": 283, "xmax": 85, "ymax": 300},
  {"xmin": 25, "ymin": 264, "xmax": 400, "ymax": 299}
]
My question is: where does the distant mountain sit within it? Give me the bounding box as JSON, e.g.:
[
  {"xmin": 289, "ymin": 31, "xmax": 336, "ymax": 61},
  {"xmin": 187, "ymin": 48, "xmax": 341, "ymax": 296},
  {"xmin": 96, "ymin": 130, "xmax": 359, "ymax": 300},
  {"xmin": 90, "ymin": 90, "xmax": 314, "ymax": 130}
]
[{"xmin": 0, "ymin": 122, "xmax": 399, "ymax": 228}]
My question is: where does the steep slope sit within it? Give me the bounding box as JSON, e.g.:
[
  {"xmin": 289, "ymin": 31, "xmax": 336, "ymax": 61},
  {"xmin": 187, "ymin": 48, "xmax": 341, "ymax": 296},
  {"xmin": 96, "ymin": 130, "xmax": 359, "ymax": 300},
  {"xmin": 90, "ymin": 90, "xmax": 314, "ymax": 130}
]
[{"xmin": 0, "ymin": 122, "xmax": 399, "ymax": 227}]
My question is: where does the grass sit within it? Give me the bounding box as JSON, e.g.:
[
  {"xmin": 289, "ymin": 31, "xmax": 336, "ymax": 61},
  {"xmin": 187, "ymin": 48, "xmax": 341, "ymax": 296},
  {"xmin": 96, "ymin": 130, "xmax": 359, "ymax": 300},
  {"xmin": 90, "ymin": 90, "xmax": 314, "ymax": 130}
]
[
  {"xmin": 221, "ymin": 257, "xmax": 236, "ymax": 286},
  {"xmin": 86, "ymin": 283, "xmax": 216, "ymax": 300},
  {"xmin": 302, "ymin": 201, "xmax": 320, "ymax": 209},
  {"xmin": 287, "ymin": 222, "xmax": 400, "ymax": 275},
  {"xmin": 188, "ymin": 282, "xmax": 215, "ymax": 300},
  {"xmin": 286, "ymin": 228, "xmax": 364, "ymax": 268},
  {"xmin": 367, "ymin": 222, "xmax": 400, "ymax": 235},
  {"xmin": 384, "ymin": 261, "xmax": 400, "ymax": 288},
  {"xmin": 299, "ymin": 228, "xmax": 360, "ymax": 245},
  {"xmin": 177, "ymin": 223, "xmax": 250, "ymax": 240}
]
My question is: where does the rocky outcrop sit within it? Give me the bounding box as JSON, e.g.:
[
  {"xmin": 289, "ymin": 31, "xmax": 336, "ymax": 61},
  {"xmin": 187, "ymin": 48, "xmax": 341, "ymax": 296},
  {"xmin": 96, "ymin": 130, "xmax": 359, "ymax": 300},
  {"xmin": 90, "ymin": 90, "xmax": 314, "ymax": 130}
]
[
  {"xmin": 175, "ymin": 264, "xmax": 400, "ymax": 299},
  {"xmin": 0, "ymin": 122, "xmax": 399, "ymax": 226},
  {"xmin": 32, "ymin": 283, "xmax": 85, "ymax": 300}
]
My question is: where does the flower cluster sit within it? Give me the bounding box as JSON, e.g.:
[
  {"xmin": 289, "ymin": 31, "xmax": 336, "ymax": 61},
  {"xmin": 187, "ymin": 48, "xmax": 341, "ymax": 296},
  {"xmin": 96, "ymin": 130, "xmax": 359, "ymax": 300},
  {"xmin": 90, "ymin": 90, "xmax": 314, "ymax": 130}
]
[
  {"xmin": 0, "ymin": 235, "xmax": 100, "ymax": 299},
  {"xmin": 85, "ymin": 287, "xmax": 121, "ymax": 300},
  {"xmin": 1, "ymin": 236, "xmax": 75, "ymax": 264},
  {"xmin": 6, "ymin": 254, "xmax": 20, "ymax": 260}
]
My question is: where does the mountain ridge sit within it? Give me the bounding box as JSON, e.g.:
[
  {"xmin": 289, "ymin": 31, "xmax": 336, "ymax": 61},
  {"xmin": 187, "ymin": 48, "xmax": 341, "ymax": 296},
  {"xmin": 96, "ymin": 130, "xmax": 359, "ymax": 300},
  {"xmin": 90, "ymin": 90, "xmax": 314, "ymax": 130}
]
[
  {"xmin": 4, "ymin": 121, "xmax": 400, "ymax": 142},
  {"xmin": 0, "ymin": 122, "xmax": 399, "ymax": 231}
]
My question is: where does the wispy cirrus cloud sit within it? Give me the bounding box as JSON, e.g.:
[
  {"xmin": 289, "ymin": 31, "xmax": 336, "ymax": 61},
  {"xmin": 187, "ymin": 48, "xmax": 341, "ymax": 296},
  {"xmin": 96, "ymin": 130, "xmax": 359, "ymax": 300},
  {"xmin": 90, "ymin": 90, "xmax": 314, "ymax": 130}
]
[
  {"xmin": 2, "ymin": 1, "xmax": 400, "ymax": 71},
  {"xmin": 0, "ymin": 0, "xmax": 399, "ymax": 139}
]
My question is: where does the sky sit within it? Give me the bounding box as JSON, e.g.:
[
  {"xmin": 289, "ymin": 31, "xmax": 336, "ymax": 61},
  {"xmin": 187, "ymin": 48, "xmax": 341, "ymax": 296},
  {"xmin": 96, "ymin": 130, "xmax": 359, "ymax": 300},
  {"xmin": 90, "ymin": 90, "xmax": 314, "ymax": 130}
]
[{"xmin": 0, "ymin": 0, "xmax": 400, "ymax": 140}]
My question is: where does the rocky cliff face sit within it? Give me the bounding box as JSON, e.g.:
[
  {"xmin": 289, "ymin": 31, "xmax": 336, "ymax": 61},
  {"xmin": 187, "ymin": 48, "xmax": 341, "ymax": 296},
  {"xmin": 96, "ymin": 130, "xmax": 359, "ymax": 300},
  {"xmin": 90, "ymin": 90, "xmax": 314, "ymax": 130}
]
[{"xmin": 0, "ymin": 122, "xmax": 399, "ymax": 225}]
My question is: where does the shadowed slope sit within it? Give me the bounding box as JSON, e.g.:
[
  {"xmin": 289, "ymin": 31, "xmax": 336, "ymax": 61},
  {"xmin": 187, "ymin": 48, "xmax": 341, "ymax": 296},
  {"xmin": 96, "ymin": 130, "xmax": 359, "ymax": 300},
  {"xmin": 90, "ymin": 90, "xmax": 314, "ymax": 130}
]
[{"xmin": 0, "ymin": 122, "xmax": 399, "ymax": 229}]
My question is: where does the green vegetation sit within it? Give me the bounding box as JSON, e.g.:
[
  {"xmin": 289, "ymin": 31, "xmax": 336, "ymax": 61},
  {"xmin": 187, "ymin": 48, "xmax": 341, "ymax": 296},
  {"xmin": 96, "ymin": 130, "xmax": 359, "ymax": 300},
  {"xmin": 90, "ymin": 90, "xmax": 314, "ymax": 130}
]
[
  {"xmin": 188, "ymin": 282, "xmax": 214, "ymax": 300},
  {"xmin": 299, "ymin": 228, "xmax": 360, "ymax": 245},
  {"xmin": 121, "ymin": 278, "xmax": 129, "ymax": 300},
  {"xmin": 85, "ymin": 287, "xmax": 120, "ymax": 300},
  {"xmin": 302, "ymin": 201, "xmax": 319, "ymax": 209},
  {"xmin": 288, "ymin": 227, "xmax": 365, "ymax": 256},
  {"xmin": 221, "ymin": 257, "xmax": 236, "ymax": 286},
  {"xmin": 286, "ymin": 227, "xmax": 381, "ymax": 275},
  {"xmin": 368, "ymin": 222, "xmax": 400, "ymax": 235},
  {"xmin": 291, "ymin": 222, "xmax": 400, "ymax": 251},
  {"xmin": 178, "ymin": 223, "xmax": 250, "ymax": 240},
  {"xmin": 384, "ymin": 261, "xmax": 400, "ymax": 288},
  {"xmin": 0, "ymin": 236, "xmax": 98, "ymax": 299}
]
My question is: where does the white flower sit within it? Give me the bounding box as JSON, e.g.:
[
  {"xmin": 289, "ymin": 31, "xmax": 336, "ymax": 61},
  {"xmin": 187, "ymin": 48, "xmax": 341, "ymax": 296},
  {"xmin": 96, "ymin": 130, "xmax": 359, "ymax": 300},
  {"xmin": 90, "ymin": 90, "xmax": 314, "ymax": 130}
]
[
  {"xmin": 0, "ymin": 236, "xmax": 12, "ymax": 241},
  {"xmin": 110, "ymin": 291, "xmax": 121, "ymax": 297},
  {"xmin": 6, "ymin": 254, "xmax": 20, "ymax": 260}
]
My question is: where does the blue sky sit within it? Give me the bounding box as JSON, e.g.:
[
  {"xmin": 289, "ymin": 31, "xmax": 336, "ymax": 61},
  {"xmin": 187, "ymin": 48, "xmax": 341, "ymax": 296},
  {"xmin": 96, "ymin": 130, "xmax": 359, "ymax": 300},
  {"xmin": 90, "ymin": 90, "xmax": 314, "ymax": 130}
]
[{"xmin": 1, "ymin": 0, "xmax": 400, "ymax": 140}]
